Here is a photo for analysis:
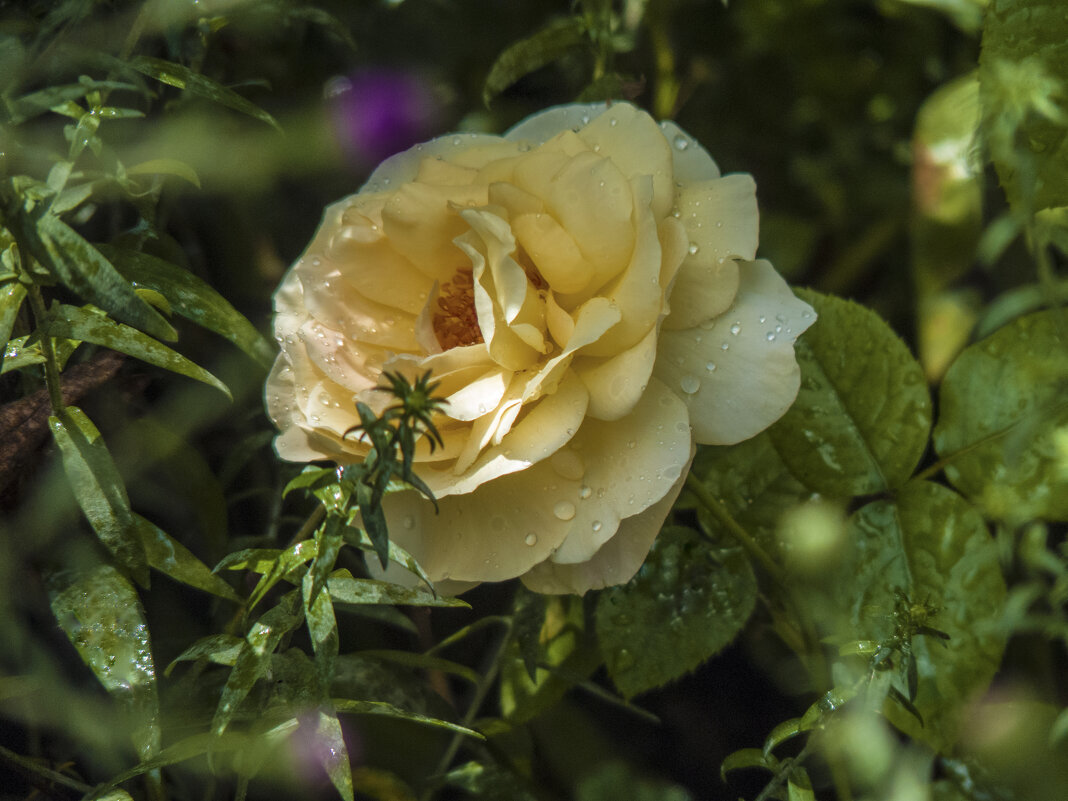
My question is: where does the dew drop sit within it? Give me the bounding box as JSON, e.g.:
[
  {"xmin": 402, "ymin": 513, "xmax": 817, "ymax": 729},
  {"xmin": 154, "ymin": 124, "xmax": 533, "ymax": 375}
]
[
  {"xmin": 720, "ymin": 342, "xmax": 729, "ymax": 351},
  {"xmin": 688, "ymin": 242, "xmax": 699, "ymax": 256},
  {"xmin": 524, "ymin": 532, "xmax": 538, "ymax": 546},
  {"xmin": 766, "ymin": 331, "xmax": 777, "ymax": 341},
  {"xmin": 553, "ymin": 501, "xmax": 576, "ymax": 521},
  {"xmin": 680, "ymin": 375, "xmax": 701, "ymax": 394},
  {"xmin": 759, "ymin": 315, "xmax": 767, "ymax": 324},
  {"xmin": 311, "ymin": 257, "xmax": 322, "ymax": 266},
  {"xmin": 452, "ymin": 136, "xmax": 462, "ymax": 145},
  {"xmin": 706, "ymin": 361, "xmax": 717, "ymax": 372},
  {"xmin": 715, "ymin": 220, "xmax": 723, "ymax": 228},
  {"xmin": 627, "ymin": 440, "xmax": 637, "ymax": 449},
  {"xmin": 579, "ymin": 485, "xmax": 592, "ymax": 499},
  {"xmin": 596, "ymin": 487, "xmax": 606, "ymax": 498},
  {"xmin": 609, "ymin": 118, "xmax": 618, "ymax": 127},
  {"xmin": 592, "ymin": 520, "xmax": 603, "ymax": 532},
  {"xmin": 673, "ymin": 134, "xmax": 689, "ymax": 151},
  {"xmin": 403, "ymin": 515, "xmax": 415, "ymax": 530},
  {"xmin": 730, "ymin": 322, "xmax": 741, "ymax": 335}
]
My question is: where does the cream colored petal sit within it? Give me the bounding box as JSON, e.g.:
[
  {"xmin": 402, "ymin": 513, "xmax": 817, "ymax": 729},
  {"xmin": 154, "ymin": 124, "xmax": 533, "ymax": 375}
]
[
  {"xmin": 361, "ymin": 133, "xmax": 513, "ymax": 192},
  {"xmin": 511, "ymin": 212, "xmax": 593, "ymax": 295},
  {"xmin": 658, "ymin": 217, "xmax": 690, "ymax": 297},
  {"xmin": 415, "ymin": 157, "xmax": 479, "ymax": 186},
  {"xmin": 678, "ymin": 173, "xmax": 759, "ymax": 261},
  {"xmin": 328, "ymin": 231, "xmax": 432, "ymax": 315},
  {"xmin": 579, "ymin": 177, "xmax": 665, "ymax": 357},
  {"xmin": 442, "ymin": 369, "xmax": 512, "ymax": 421},
  {"xmin": 658, "ymin": 119, "xmax": 721, "ymax": 183},
  {"xmin": 546, "ymin": 150, "xmax": 636, "ymax": 288},
  {"xmin": 545, "ymin": 377, "xmax": 691, "ymax": 564},
  {"xmin": 573, "ymin": 324, "xmax": 657, "ymax": 420},
  {"xmin": 381, "ymin": 182, "xmax": 487, "ymax": 277},
  {"xmin": 302, "ymin": 278, "xmax": 419, "ymax": 352},
  {"xmin": 487, "ymin": 182, "xmax": 545, "ymax": 217},
  {"xmin": 451, "ymin": 385, "xmax": 524, "ymax": 474},
  {"xmin": 662, "ymin": 256, "xmax": 740, "ymax": 332},
  {"xmin": 578, "ymin": 103, "xmax": 674, "ymax": 219},
  {"xmin": 520, "ymin": 452, "xmax": 693, "ymax": 595},
  {"xmin": 504, "ymin": 103, "xmax": 611, "ymax": 146},
  {"xmin": 545, "ymin": 291, "xmax": 575, "ymax": 349},
  {"xmin": 419, "ymin": 371, "xmax": 589, "ymax": 497},
  {"xmin": 653, "ymin": 259, "xmax": 816, "ymax": 445}
]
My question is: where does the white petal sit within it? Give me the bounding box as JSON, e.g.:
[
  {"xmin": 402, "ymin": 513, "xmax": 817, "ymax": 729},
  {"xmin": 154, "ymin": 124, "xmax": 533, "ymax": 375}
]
[
  {"xmin": 654, "ymin": 259, "xmax": 816, "ymax": 445},
  {"xmin": 520, "ymin": 451, "xmax": 693, "ymax": 595},
  {"xmin": 504, "ymin": 103, "xmax": 611, "ymax": 146},
  {"xmin": 573, "ymin": 324, "xmax": 657, "ymax": 421},
  {"xmin": 361, "ymin": 132, "xmax": 514, "ymax": 193},
  {"xmin": 658, "ymin": 119, "xmax": 721, "ymax": 182}
]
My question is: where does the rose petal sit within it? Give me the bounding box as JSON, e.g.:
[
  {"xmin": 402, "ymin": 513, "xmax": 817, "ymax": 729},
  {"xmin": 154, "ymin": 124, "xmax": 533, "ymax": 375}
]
[
  {"xmin": 658, "ymin": 119, "xmax": 721, "ymax": 183},
  {"xmin": 362, "ymin": 133, "xmax": 519, "ymax": 192},
  {"xmin": 381, "ymin": 182, "xmax": 487, "ymax": 276},
  {"xmin": 578, "ymin": 102, "xmax": 675, "ymax": 219},
  {"xmin": 504, "ymin": 103, "xmax": 609, "ymax": 146},
  {"xmin": 520, "ymin": 451, "xmax": 693, "ymax": 595},
  {"xmin": 573, "ymin": 324, "xmax": 657, "ymax": 421},
  {"xmin": 654, "ymin": 259, "xmax": 816, "ymax": 445}
]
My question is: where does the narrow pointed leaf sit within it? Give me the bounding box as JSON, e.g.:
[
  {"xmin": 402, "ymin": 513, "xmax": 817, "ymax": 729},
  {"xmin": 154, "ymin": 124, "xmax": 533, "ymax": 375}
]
[
  {"xmin": 134, "ymin": 515, "xmax": 240, "ymax": 602},
  {"xmin": 483, "ymin": 17, "xmax": 587, "ymax": 106},
  {"xmin": 98, "ymin": 245, "xmax": 274, "ymax": 368},
  {"xmin": 355, "ymin": 650, "xmax": 480, "ymax": 685},
  {"xmin": 720, "ymin": 748, "xmax": 778, "ymax": 781},
  {"xmin": 49, "ymin": 565, "xmax": 160, "ymax": 761},
  {"xmin": 0, "ymin": 279, "xmax": 26, "ymax": 371},
  {"xmin": 21, "ymin": 212, "xmax": 176, "ymax": 341},
  {"xmin": 326, "ymin": 576, "xmax": 468, "ymax": 608},
  {"xmin": 126, "ymin": 159, "xmax": 201, "ymax": 188},
  {"xmin": 165, "ymin": 634, "xmax": 244, "ymax": 676},
  {"xmin": 304, "ymin": 564, "xmax": 339, "ymax": 692},
  {"xmin": 315, "ymin": 710, "xmax": 354, "ymax": 801},
  {"xmin": 48, "ymin": 303, "xmax": 230, "ymax": 397},
  {"xmin": 49, "ymin": 407, "xmax": 147, "ymax": 585},
  {"xmin": 333, "ymin": 698, "xmax": 484, "ymax": 738}
]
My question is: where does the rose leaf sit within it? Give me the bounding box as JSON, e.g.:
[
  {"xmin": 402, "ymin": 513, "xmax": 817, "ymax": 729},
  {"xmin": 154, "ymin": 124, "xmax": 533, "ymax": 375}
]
[
  {"xmin": 596, "ymin": 525, "xmax": 757, "ymax": 699},
  {"xmin": 835, "ymin": 481, "xmax": 1006, "ymax": 753},
  {"xmin": 934, "ymin": 309, "xmax": 1068, "ymax": 523},
  {"xmin": 768, "ymin": 289, "xmax": 932, "ymax": 496}
]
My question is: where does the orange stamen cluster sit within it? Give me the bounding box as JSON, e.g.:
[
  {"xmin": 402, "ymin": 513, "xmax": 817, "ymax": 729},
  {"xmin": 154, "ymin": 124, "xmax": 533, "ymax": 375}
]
[{"xmin": 434, "ymin": 269, "xmax": 484, "ymax": 350}]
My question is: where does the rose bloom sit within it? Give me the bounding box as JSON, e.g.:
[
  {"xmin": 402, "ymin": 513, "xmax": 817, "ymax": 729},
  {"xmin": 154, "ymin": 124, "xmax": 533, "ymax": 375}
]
[{"xmin": 267, "ymin": 102, "xmax": 814, "ymax": 594}]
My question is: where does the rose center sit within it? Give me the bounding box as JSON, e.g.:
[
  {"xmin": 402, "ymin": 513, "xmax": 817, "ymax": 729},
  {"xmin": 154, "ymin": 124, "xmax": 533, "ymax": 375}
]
[{"xmin": 433, "ymin": 268, "xmax": 484, "ymax": 350}]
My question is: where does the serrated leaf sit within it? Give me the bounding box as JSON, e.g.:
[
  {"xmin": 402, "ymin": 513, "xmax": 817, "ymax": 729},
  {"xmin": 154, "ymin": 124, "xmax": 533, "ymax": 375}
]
[
  {"xmin": 17, "ymin": 211, "xmax": 176, "ymax": 342},
  {"xmin": 483, "ymin": 17, "xmax": 587, "ymax": 106},
  {"xmin": 165, "ymin": 634, "xmax": 244, "ymax": 675},
  {"xmin": 49, "ymin": 564, "xmax": 160, "ymax": 761},
  {"xmin": 327, "ymin": 576, "xmax": 468, "ymax": 608},
  {"xmin": 49, "ymin": 407, "xmax": 148, "ymax": 585},
  {"xmin": 596, "ymin": 525, "xmax": 756, "ymax": 699},
  {"xmin": 122, "ymin": 55, "xmax": 280, "ymax": 131},
  {"xmin": 500, "ymin": 596, "xmax": 600, "ymax": 724},
  {"xmin": 96, "ymin": 244, "xmax": 275, "ymax": 368},
  {"xmin": 768, "ymin": 289, "xmax": 932, "ymax": 495},
  {"xmin": 134, "ymin": 515, "xmax": 240, "ymax": 602},
  {"xmin": 837, "ymin": 481, "xmax": 1006, "ymax": 753},
  {"xmin": 333, "ymin": 698, "xmax": 483, "ymax": 739},
  {"xmin": 934, "ymin": 309, "xmax": 1068, "ymax": 522},
  {"xmin": 48, "ymin": 303, "xmax": 231, "ymax": 397}
]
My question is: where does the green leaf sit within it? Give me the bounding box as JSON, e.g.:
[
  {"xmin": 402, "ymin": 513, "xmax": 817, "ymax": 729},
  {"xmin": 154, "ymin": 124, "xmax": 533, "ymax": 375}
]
[
  {"xmin": 483, "ymin": 16, "xmax": 588, "ymax": 106},
  {"xmin": 720, "ymin": 748, "xmax": 779, "ymax": 781},
  {"xmin": 0, "ymin": 279, "xmax": 26, "ymax": 371},
  {"xmin": 49, "ymin": 564, "xmax": 160, "ymax": 761},
  {"xmin": 97, "ymin": 244, "xmax": 274, "ymax": 368},
  {"xmin": 327, "ymin": 576, "xmax": 468, "ymax": 608},
  {"xmin": 314, "ymin": 709, "xmax": 354, "ymax": 801},
  {"xmin": 16, "ymin": 210, "xmax": 176, "ymax": 342},
  {"xmin": 284, "ymin": 466, "xmax": 336, "ymax": 496},
  {"xmin": 443, "ymin": 761, "xmax": 537, "ymax": 801},
  {"xmin": 126, "ymin": 159, "xmax": 202, "ymax": 188},
  {"xmin": 333, "ymin": 698, "xmax": 483, "ymax": 739},
  {"xmin": 597, "ymin": 525, "xmax": 757, "ymax": 699},
  {"xmin": 763, "ymin": 718, "xmax": 806, "ymax": 757},
  {"xmin": 500, "ymin": 596, "xmax": 601, "ymax": 724},
  {"xmin": 304, "ymin": 528, "xmax": 340, "ymax": 691},
  {"xmin": 981, "ymin": 0, "xmax": 1068, "ymax": 212},
  {"xmin": 134, "ymin": 515, "xmax": 240, "ymax": 602},
  {"xmin": 768, "ymin": 289, "xmax": 932, "ymax": 495},
  {"xmin": 1, "ymin": 331, "xmax": 81, "ymax": 374},
  {"xmin": 836, "ymin": 481, "xmax": 1007, "ymax": 753},
  {"xmin": 357, "ymin": 650, "xmax": 480, "ymax": 686},
  {"xmin": 339, "ymin": 523, "xmax": 436, "ymax": 590},
  {"xmin": 48, "ymin": 303, "xmax": 231, "ymax": 398},
  {"xmin": 122, "ymin": 55, "xmax": 281, "ymax": 131},
  {"xmin": 934, "ymin": 309, "xmax": 1068, "ymax": 522},
  {"xmin": 49, "ymin": 407, "xmax": 148, "ymax": 585},
  {"xmin": 165, "ymin": 633, "xmax": 244, "ymax": 675}
]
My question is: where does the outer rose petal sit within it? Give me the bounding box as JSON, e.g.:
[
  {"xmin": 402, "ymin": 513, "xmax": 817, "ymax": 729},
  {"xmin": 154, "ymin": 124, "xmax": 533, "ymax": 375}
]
[
  {"xmin": 520, "ymin": 451, "xmax": 694, "ymax": 595},
  {"xmin": 654, "ymin": 259, "xmax": 816, "ymax": 445},
  {"xmin": 658, "ymin": 120, "xmax": 721, "ymax": 182}
]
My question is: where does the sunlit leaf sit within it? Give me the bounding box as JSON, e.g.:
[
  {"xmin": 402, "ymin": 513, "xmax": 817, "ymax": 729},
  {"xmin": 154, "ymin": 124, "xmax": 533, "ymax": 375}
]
[
  {"xmin": 304, "ymin": 526, "xmax": 340, "ymax": 691},
  {"xmin": 314, "ymin": 709, "xmax": 354, "ymax": 801},
  {"xmin": 134, "ymin": 515, "xmax": 240, "ymax": 602},
  {"xmin": 837, "ymin": 481, "xmax": 1007, "ymax": 753},
  {"xmin": 15, "ymin": 210, "xmax": 176, "ymax": 342},
  {"xmin": 97, "ymin": 244, "xmax": 275, "ymax": 368},
  {"xmin": 49, "ymin": 407, "xmax": 148, "ymax": 585},
  {"xmin": 327, "ymin": 576, "xmax": 468, "ymax": 608},
  {"xmin": 49, "ymin": 564, "xmax": 160, "ymax": 761},
  {"xmin": 126, "ymin": 159, "xmax": 202, "ymax": 188},
  {"xmin": 768, "ymin": 289, "xmax": 932, "ymax": 495},
  {"xmin": 0, "ymin": 279, "xmax": 26, "ymax": 371},
  {"xmin": 48, "ymin": 303, "xmax": 231, "ymax": 398},
  {"xmin": 934, "ymin": 309, "xmax": 1068, "ymax": 522},
  {"xmin": 597, "ymin": 526, "xmax": 757, "ymax": 699},
  {"xmin": 483, "ymin": 16, "xmax": 587, "ymax": 106}
]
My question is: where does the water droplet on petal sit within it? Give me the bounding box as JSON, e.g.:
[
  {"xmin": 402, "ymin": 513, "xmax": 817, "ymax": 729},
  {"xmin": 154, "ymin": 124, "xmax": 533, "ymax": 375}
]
[
  {"xmin": 592, "ymin": 520, "xmax": 603, "ymax": 532},
  {"xmin": 680, "ymin": 375, "xmax": 701, "ymax": 394},
  {"xmin": 766, "ymin": 331, "xmax": 777, "ymax": 341},
  {"xmin": 403, "ymin": 515, "xmax": 415, "ymax": 529},
  {"xmin": 525, "ymin": 532, "xmax": 538, "ymax": 546},
  {"xmin": 720, "ymin": 342, "xmax": 729, "ymax": 351},
  {"xmin": 706, "ymin": 361, "xmax": 717, "ymax": 372},
  {"xmin": 579, "ymin": 485, "xmax": 592, "ymax": 499},
  {"xmin": 553, "ymin": 501, "xmax": 576, "ymax": 521},
  {"xmin": 627, "ymin": 440, "xmax": 637, "ymax": 449},
  {"xmin": 673, "ymin": 134, "xmax": 689, "ymax": 151},
  {"xmin": 688, "ymin": 242, "xmax": 699, "ymax": 255},
  {"xmin": 730, "ymin": 322, "xmax": 741, "ymax": 335}
]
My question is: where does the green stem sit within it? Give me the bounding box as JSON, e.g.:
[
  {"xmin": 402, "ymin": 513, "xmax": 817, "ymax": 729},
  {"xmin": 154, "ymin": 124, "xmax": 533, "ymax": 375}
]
[
  {"xmin": 684, "ymin": 474, "xmax": 786, "ymax": 587},
  {"xmin": 0, "ymin": 743, "xmax": 93, "ymax": 794},
  {"xmin": 420, "ymin": 619, "xmax": 514, "ymax": 801},
  {"xmin": 25, "ymin": 284, "xmax": 64, "ymax": 416}
]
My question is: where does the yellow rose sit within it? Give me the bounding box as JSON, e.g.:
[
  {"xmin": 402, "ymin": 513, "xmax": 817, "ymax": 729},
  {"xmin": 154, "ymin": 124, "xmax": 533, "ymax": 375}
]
[{"xmin": 266, "ymin": 102, "xmax": 814, "ymax": 594}]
